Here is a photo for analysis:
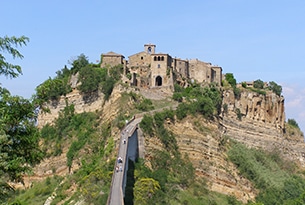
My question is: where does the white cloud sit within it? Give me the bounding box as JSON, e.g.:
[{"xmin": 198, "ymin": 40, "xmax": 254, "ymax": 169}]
[{"xmin": 282, "ymin": 83, "xmax": 305, "ymax": 133}]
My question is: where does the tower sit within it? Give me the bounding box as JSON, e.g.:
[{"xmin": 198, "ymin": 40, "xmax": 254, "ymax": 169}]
[{"xmin": 144, "ymin": 44, "xmax": 156, "ymax": 54}]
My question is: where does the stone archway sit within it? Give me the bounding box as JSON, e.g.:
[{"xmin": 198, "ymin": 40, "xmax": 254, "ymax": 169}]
[{"xmin": 155, "ymin": 76, "xmax": 162, "ymax": 86}]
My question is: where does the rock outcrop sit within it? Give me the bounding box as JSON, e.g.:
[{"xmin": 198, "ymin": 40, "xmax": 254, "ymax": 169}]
[{"xmin": 221, "ymin": 89, "xmax": 305, "ymax": 167}]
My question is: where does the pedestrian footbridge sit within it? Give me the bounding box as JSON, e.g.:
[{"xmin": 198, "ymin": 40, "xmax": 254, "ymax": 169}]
[{"xmin": 107, "ymin": 117, "xmax": 143, "ymax": 205}]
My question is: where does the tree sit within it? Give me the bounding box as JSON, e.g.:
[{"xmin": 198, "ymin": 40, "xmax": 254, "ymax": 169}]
[
  {"xmin": 268, "ymin": 81, "xmax": 282, "ymax": 96},
  {"xmin": 288, "ymin": 119, "xmax": 299, "ymax": 129},
  {"xmin": 0, "ymin": 36, "xmax": 29, "ymax": 78},
  {"xmin": 0, "ymin": 35, "xmax": 42, "ymax": 200},
  {"xmin": 70, "ymin": 53, "xmax": 89, "ymax": 74},
  {"xmin": 225, "ymin": 73, "xmax": 237, "ymax": 87},
  {"xmin": 0, "ymin": 91, "xmax": 43, "ymax": 200},
  {"xmin": 253, "ymin": 79, "xmax": 264, "ymax": 89}
]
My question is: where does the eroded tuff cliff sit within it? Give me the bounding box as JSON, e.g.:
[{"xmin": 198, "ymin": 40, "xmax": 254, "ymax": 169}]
[
  {"xmin": 34, "ymin": 84, "xmax": 305, "ymax": 202},
  {"xmin": 221, "ymin": 89, "xmax": 305, "ymax": 167}
]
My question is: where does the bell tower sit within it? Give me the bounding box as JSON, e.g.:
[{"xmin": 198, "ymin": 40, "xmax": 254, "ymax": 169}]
[{"xmin": 144, "ymin": 44, "xmax": 156, "ymax": 54}]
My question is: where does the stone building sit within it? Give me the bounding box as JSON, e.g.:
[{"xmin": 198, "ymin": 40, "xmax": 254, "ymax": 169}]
[
  {"xmin": 101, "ymin": 44, "xmax": 222, "ymax": 90},
  {"xmin": 100, "ymin": 51, "xmax": 125, "ymax": 68}
]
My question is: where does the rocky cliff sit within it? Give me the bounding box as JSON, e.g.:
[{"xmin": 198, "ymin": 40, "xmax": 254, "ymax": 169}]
[
  {"xmin": 221, "ymin": 89, "xmax": 305, "ymax": 167},
  {"xmin": 33, "ymin": 84, "xmax": 305, "ymax": 203}
]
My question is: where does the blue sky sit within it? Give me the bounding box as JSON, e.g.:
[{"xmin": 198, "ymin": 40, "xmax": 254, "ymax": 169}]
[{"xmin": 1, "ymin": 0, "xmax": 305, "ymax": 133}]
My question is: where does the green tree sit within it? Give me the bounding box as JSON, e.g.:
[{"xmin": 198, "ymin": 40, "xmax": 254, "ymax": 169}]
[
  {"xmin": 225, "ymin": 73, "xmax": 236, "ymax": 87},
  {"xmin": 268, "ymin": 81, "xmax": 282, "ymax": 96},
  {"xmin": 287, "ymin": 119, "xmax": 299, "ymax": 129},
  {"xmin": 0, "ymin": 91, "xmax": 43, "ymax": 200},
  {"xmin": 0, "ymin": 36, "xmax": 29, "ymax": 78},
  {"xmin": 78, "ymin": 65, "xmax": 102, "ymax": 93},
  {"xmin": 70, "ymin": 53, "xmax": 89, "ymax": 74},
  {"xmin": 134, "ymin": 178, "xmax": 161, "ymax": 205},
  {"xmin": 0, "ymin": 35, "xmax": 42, "ymax": 200},
  {"xmin": 253, "ymin": 79, "xmax": 264, "ymax": 89}
]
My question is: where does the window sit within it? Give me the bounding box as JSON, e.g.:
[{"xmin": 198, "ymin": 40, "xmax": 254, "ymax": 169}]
[
  {"xmin": 141, "ymin": 56, "xmax": 143, "ymax": 60},
  {"xmin": 161, "ymin": 56, "xmax": 164, "ymax": 61},
  {"xmin": 148, "ymin": 47, "xmax": 151, "ymax": 54},
  {"xmin": 154, "ymin": 56, "xmax": 157, "ymax": 61},
  {"xmin": 158, "ymin": 64, "xmax": 160, "ymax": 68}
]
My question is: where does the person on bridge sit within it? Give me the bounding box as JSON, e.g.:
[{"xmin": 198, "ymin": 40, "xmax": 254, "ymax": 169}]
[{"xmin": 123, "ymin": 138, "xmax": 126, "ymax": 144}]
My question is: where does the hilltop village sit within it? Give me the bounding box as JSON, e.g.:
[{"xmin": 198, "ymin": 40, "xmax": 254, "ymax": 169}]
[{"xmin": 101, "ymin": 44, "xmax": 222, "ymax": 90}]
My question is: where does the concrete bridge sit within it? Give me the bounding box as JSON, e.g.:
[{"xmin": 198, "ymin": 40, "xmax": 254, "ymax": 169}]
[{"xmin": 107, "ymin": 117, "xmax": 143, "ymax": 205}]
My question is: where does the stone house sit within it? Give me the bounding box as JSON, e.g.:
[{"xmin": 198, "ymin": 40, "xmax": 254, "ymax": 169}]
[{"xmin": 100, "ymin": 44, "xmax": 222, "ymax": 90}]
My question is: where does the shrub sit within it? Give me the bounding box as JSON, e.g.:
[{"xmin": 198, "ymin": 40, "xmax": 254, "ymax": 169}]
[
  {"xmin": 241, "ymin": 82, "xmax": 247, "ymax": 88},
  {"xmin": 253, "ymin": 79, "xmax": 264, "ymax": 89},
  {"xmin": 176, "ymin": 103, "xmax": 188, "ymax": 120},
  {"xmin": 225, "ymin": 73, "xmax": 236, "ymax": 87},
  {"xmin": 139, "ymin": 115, "xmax": 154, "ymax": 136},
  {"xmin": 287, "ymin": 118, "xmax": 299, "ymax": 129},
  {"xmin": 233, "ymin": 87, "xmax": 241, "ymax": 99},
  {"xmin": 78, "ymin": 65, "xmax": 103, "ymax": 93},
  {"xmin": 136, "ymin": 98, "xmax": 154, "ymax": 111},
  {"xmin": 268, "ymin": 81, "xmax": 282, "ymax": 96},
  {"xmin": 235, "ymin": 108, "xmax": 242, "ymax": 120}
]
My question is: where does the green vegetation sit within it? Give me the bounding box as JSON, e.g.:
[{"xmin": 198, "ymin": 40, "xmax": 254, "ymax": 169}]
[
  {"xmin": 0, "ymin": 35, "xmax": 44, "ymax": 201},
  {"xmin": 224, "ymin": 73, "xmax": 241, "ymax": 99},
  {"xmin": 268, "ymin": 81, "xmax": 282, "ymax": 96},
  {"xmin": 228, "ymin": 140, "xmax": 305, "ymax": 205},
  {"xmin": 288, "ymin": 118, "xmax": 299, "ymax": 129},
  {"xmin": 9, "ymin": 106, "xmax": 114, "ymax": 204},
  {"xmin": 253, "ymin": 79, "xmax": 264, "ymax": 89},
  {"xmin": 138, "ymin": 111, "xmax": 247, "ymax": 205},
  {"xmin": 225, "ymin": 73, "xmax": 237, "ymax": 87},
  {"xmin": 34, "ymin": 55, "xmax": 123, "ymax": 104},
  {"xmin": 172, "ymin": 82, "xmax": 222, "ymax": 120},
  {"xmin": 0, "ymin": 35, "xmax": 29, "ymax": 78}
]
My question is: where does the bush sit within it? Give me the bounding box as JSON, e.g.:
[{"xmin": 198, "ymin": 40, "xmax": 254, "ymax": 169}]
[
  {"xmin": 268, "ymin": 81, "xmax": 282, "ymax": 96},
  {"xmin": 140, "ymin": 115, "xmax": 154, "ymax": 136},
  {"xmin": 241, "ymin": 82, "xmax": 247, "ymax": 88},
  {"xmin": 287, "ymin": 118, "xmax": 299, "ymax": 129},
  {"xmin": 78, "ymin": 65, "xmax": 103, "ymax": 93},
  {"xmin": 176, "ymin": 103, "xmax": 188, "ymax": 120},
  {"xmin": 136, "ymin": 98, "xmax": 154, "ymax": 111},
  {"xmin": 225, "ymin": 73, "xmax": 236, "ymax": 87},
  {"xmin": 253, "ymin": 79, "xmax": 264, "ymax": 89}
]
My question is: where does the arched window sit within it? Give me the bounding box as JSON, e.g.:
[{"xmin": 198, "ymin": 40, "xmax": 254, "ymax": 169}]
[
  {"xmin": 161, "ymin": 56, "xmax": 164, "ymax": 61},
  {"xmin": 154, "ymin": 56, "xmax": 157, "ymax": 61},
  {"xmin": 155, "ymin": 76, "xmax": 162, "ymax": 86},
  {"xmin": 148, "ymin": 47, "xmax": 151, "ymax": 54},
  {"xmin": 157, "ymin": 56, "xmax": 161, "ymax": 61}
]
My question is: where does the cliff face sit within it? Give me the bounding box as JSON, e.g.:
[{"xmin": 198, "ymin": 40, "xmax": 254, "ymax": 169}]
[
  {"xmin": 221, "ymin": 89, "xmax": 305, "ymax": 166},
  {"xmin": 162, "ymin": 117, "xmax": 257, "ymax": 203},
  {"xmin": 34, "ymin": 85, "xmax": 305, "ymax": 202}
]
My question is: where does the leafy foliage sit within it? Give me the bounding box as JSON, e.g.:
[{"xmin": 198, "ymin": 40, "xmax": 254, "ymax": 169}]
[
  {"xmin": 253, "ymin": 79, "xmax": 264, "ymax": 89},
  {"xmin": 287, "ymin": 118, "xmax": 299, "ymax": 129},
  {"xmin": 0, "ymin": 36, "xmax": 44, "ymax": 200},
  {"xmin": 78, "ymin": 64, "xmax": 106, "ymax": 93},
  {"xmin": 228, "ymin": 141, "xmax": 305, "ymax": 205},
  {"xmin": 268, "ymin": 81, "xmax": 282, "ymax": 96},
  {"xmin": 134, "ymin": 177, "xmax": 161, "ymax": 204},
  {"xmin": 70, "ymin": 53, "xmax": 89, "ymax": 74},
  {"xmin": 172, "ymin": 83, "xmax": 222, "ymax": 120},
  {"xmin": 225, "ymin": 73, "xmax": 236, "ymax": 87},
  {"xmin": 0, "ymin": 92, "xmax": 43, "ymax": 200},
  {"xmin": 0, "ymin": 35, "xmax": 29, "ymax": 78}
]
